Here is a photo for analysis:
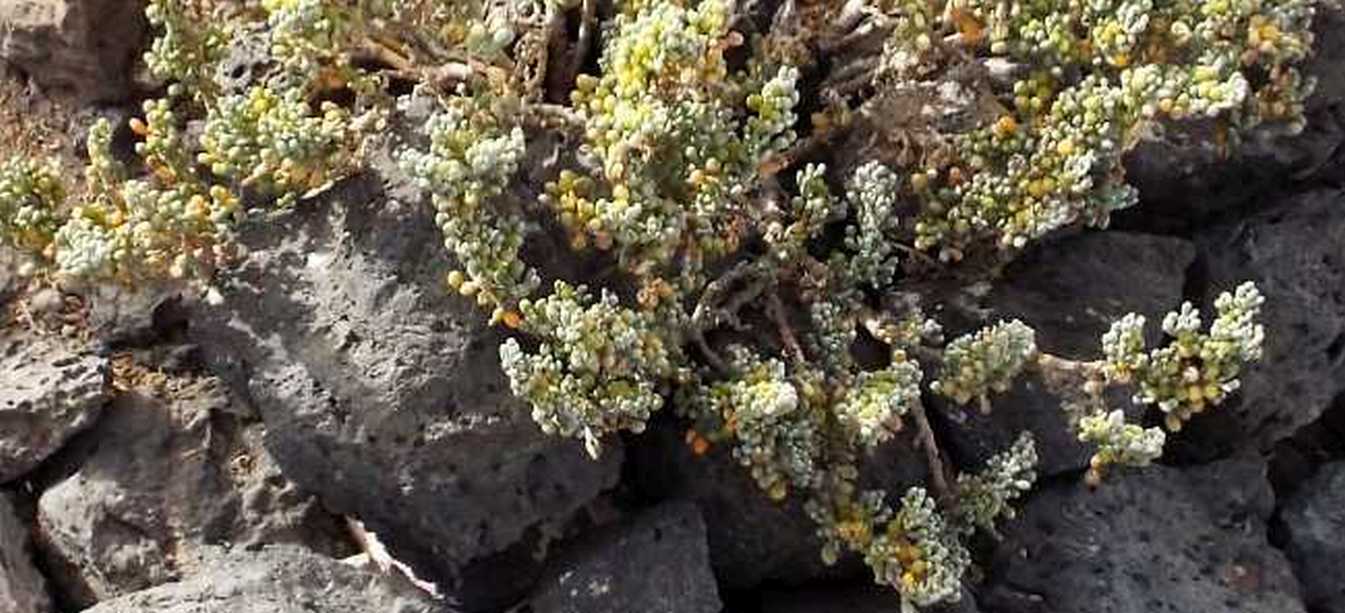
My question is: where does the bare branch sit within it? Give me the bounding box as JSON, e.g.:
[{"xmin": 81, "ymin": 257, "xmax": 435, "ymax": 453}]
[{"xmin": 909, "ymin": 399, "xmax": 954, "ymax": 506}]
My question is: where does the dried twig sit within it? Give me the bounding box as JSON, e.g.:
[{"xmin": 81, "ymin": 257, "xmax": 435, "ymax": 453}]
[
  {"xmin": 909, "ymin": 399, "xmax": 954, "ymax": 506},
  {"xmin": 567, "ymin": 0, "xmax": 597, "ymax": 81},
  {"xmin": 766, "ymin": 287, "xmax": 805, "ymax": 364},
  {"xmin": 690, "ymin": 261, "xmax": 767, "ymax": 333}
]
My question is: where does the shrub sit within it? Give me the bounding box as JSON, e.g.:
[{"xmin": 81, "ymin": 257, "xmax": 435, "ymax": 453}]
[{"xmin": 0, "ymin": 0, "xmax": 1313, "ymax": 608}]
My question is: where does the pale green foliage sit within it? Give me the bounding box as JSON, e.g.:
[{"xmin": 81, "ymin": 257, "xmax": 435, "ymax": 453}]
[
  {"xmin": 887, "ymin": 0, "xmax": 1320, "ymax": 259},
  {"xmin": 37, "ymin": 107, "xmax": 243, "ymax": 282},
  {"xmin": 0, "ymin": 157, "xmax": 64, "ymax": 255},
  {"xmin": 1102, "ymin": 282, "xmax": 1266, "ymax": 430},
  {"xmin": 500, "ymin": 281, "xmax": 678, "ymax": 458},
  {"xmin": 841, "ymin": 161, "xmax": 904, "ymax": 287},
  {"xmin": 401, "ymin": 94, "xmax": 538, "ymax": 312},
  {"xmin": 806, "ymin": 298, "xmax": 859, "ymax": 373},
  {"xmin": 952, "ymin": 431, "xmax": 1038, "ymax": 533},
  {"xmin": 745, "ymin": 65, "xmax": 804, "ymax": 160},
  {"xmin": 767, "ymin": 163, "xmax": 839, "ymax": 261},
  {"xmin": 200, "ymin": 86, "xmax": 353, "ymax": 205},
  {"xmin": 263, "ymin": 0, "xmax": 350, "ymax": 74},
  {"xmin": 684, "ymin": 346, "xmax": 821, "ymax": 498},
  {"xmin": 805, "ymin": 433, "xmax": 1038, "ymax": 609},
  {"xmin": 12, "ymin": 0, "xmax": 380, "ymax": 285},
  {"xmin": 548, "ymin": 0, "xmax": 799, "ymax": 280},
  {"xmin": 835, "ymin": 358, "xmax": 922, "ymax": 449},
  {"xmin": 1077, "ymin": 409, "xmax": 1167, "ymax": 477},
  {"xmin": 144, "ymin": 0, "xmax": 228, "ymax": 96},
  {"xmin": 810, "ymin": 486, "xmax": 890, "ymax": 567},
  {"xmin": 55, "ymin": 180, "xmax": 238, "ymax": 280},
  {"xmin": 867, "ymin": 487, "xmax": 970, "ymax": 608},
  {"xmin": 934, "ymin": 320, "xmax": 1038, "ymax": 407}
]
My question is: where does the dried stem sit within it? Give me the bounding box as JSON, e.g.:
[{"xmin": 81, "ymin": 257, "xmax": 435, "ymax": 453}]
[
  {"xmin": 766, "ymin": 287, "xmax": 805, "ymax": 364},
  {"xmin": 567, "ymin": 0, "xmax": 597, "ymax": 82},
  {"xmin": 909, "ymin": 399, "xmax": 954, "ymax": 506}
]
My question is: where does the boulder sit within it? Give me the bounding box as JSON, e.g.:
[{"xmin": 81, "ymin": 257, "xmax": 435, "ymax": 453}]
[
  {"xmin": 979, "ymin": 458, "xmax": 1305, "ymax": 613},
  {"xmin": 36, "ymin": 378, "xmax": 352, "ymax": 607},
  {"xmin": 947, "ymin": 231, "xmax": 1193, "ymax": 476},
  {"xmin": 81, "ymin": 545, "xmax": 444, "ymax": 613},
  {"xmin": 526, "ymin": 502, "xmax": 721, "ymax": 613},
  {"xmin": 1180, "ymin": 189, "xmax": 1345, "ymax": 460},
  {"xmin": 1, "ymin": 492, "xmax": 53, "ymax": 613},
  {"xmin": 1280, "ymin": 461, "xmax": 1345, "ymax": 613},
  {"xmin": 0, "ymin": 0, "xmax": 146, "ymax": 103},
  {"xmin": 189, "ymin": 149, "xmax": 620, "ymax": 608},
  {"xmin": 0, "ymin": 329, "xmax": 107, "ymax": 484}
]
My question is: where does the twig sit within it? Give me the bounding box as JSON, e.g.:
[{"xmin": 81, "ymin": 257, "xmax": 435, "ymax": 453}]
[
  {"xmin": 426, "ymin": 61, "xmax": 476, "ymax": 90},
  {"xmin": 567, "ymin": 0, "xmax": 597, "ymax": 82},
  {"xmin": 354, "ymin": 39, "xmax": 416, "ymax": 73},
  {"xmin": 691, "ymin": 328, "xmax": 730, "ymax": 374},
  {"xmin": 820, "ymin": 18, "xmax": 884, "ymax": 54},
  {"xmin": 523, "ymin": 102, "xmax": 587, "ymax": 133},
  {"xmin": 821, "ymin": 57, "xmax": 880, "ymax": 98},
  {"xmin": 835, "ymin": 0, "xmax": 872, "ymax": 31},
  {"xmin": 766, "ymin": 287, "xmax": 805, "ymax": 364},
  {"xmin": 690, "ymin": 260, "xmax": 768, "ymax": 333},
  {"xmin": 344, "ymin": 517, "xmax": 442, "ymax": 599},
  {"xmin": 909, "ymin": 399, "xmax": 954, "ymax": 506},
  {"xmin": 894, "ymin": 243, "xmax": 940, "ymax": 269}
]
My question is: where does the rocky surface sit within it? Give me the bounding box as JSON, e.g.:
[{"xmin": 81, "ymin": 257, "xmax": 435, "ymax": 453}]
[
  {"xmin": 628, "ymin": 417, "xmax": 843, "ymax": 589},
  {"xmin": 944, "ymin": 231, "xmax": 1193, "ymax": 476},
  {"xmin": 1178, "ymin": 189, "xmax": 1345, "ymax": 460},
  {"xmin": 1, "ymin": 492, "xmax": 53, "ymax": 613},
  {"xmin": 0, "ymin": 329, "xmax": 107, "ymax": 484},
  {"xmin": 80, "ymin": 545, "xmax": 444, "ymax": 613},
  {"xmin": 526, "ymin": 502, "xmax": 721, "ymax": 613},
  {"xmin": 189, "ymin": 160, "xmax": 620, "ymax": 608},
  {"xmin": 629, "ymin": 416, "xmax": 927, "ymax": 590},
  {"xmin": 980, "ymin": 458, "xmax": 1304, "ymax": 613},
  {"xmin": 1280, "ymin": 461, "xmax": 1345, "ymax": 613},
  {"xmin": 988, "ymin": 232, "xmax": 1196, "ymax": 360},
  {"xmin": 35, "ymin": 377, "xmax": 353, "ymax": 607},
  {"xmin": 761, "ymin": 585, "xmax": 979, "ymax": 613},
  {"xmin": 0, "ymin": 0, "xmax": 146, "ymax": 103}
]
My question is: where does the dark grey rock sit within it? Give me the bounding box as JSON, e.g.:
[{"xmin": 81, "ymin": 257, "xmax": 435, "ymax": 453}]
[
  {"xmin": 83, "ymin": 283, "xmax": 188, "ymax": 348},
  {"xmin": 527, "ymin": 502, "xmax": 721, "ymax": 613},
  {"xmin": 948, "ymin": 231, "xmax": 1193, "ymax": 476},
  {"xmin": 761, "ymin": 585, "xmax": 978, "ymax": 613},
  {"xmin": 979, "ymin": 458, "xmax": 1305, "ymax": 613},
  {"xmin": 628, "ymin": 416, "xmax": 925, "ymax": 590},
  {"xmin": 81, "ymin": 545, "xmax": 444, "ymax": 613},
  {"xmin": 1, "ymin": 492, "xmax": 53, "ymax": 613},
  {"xmin": 189, "ymin": 156, "xmax": 620, "ymax": 607},
  {"xmin": 1281, "ymin": 461, "xmax": 1345, "ymax": 613},
  {"xmin": 213, "ymin": 27, "xmax": 271, "ymax": 96},
  {"xmin": 0, "ymin": 330, "xmax": 107, "ymax": 484},
  {"xmin": 989, "ymin": 232, "xmax": 1195, "ymax": 360},
  {"xmin": 0, "ymin": 0, "xmax": 147, "ymax": 103},
  {"xmin": 36, "ymin": 379, "xmax": 352, "ymax": 607},
  {"xmin": 1183, "ymin": 189, "xmax": 1345, "ymax": 459},
  {"xmin": 1304, "ymin": 5, "xmax": 1345, "ymax": 126},
  {"xmin": 0, "ymin": 250, "xmax": 20, "ymax": 305},
  {"xmin": 628, "ymin": 416, "xmax": 832, "ymax": 590}
]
